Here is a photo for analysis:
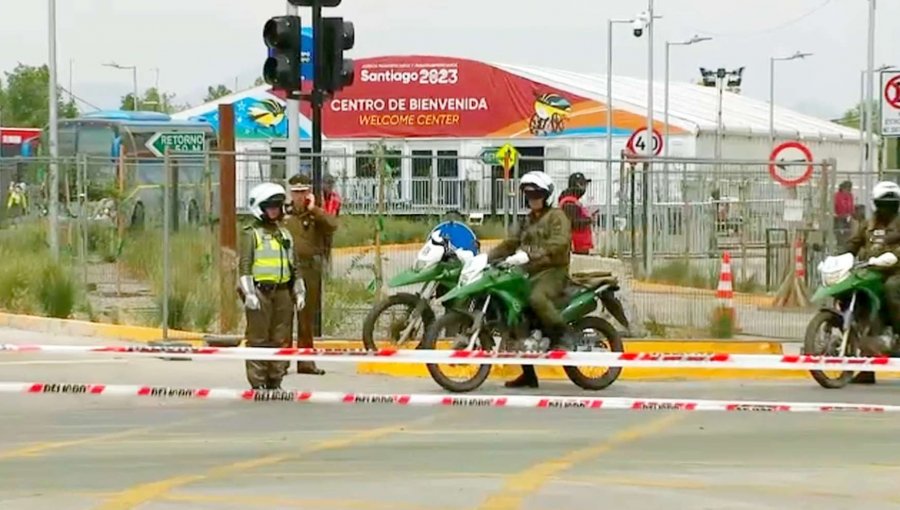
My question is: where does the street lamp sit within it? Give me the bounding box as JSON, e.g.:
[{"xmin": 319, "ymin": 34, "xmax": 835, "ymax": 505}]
[
  {"xmin": 664, "ymin": 34, "xmax": 711, "ymax": 194},
  {"xmin": 104, "ymin": 62, "xmax": 139, "ymax": 111},
  {"xmin": 769, "ymin": 51, "xmax": 812, "ymax": 147},
  {"xmin": 700, "ymin": 67, "xmax": 744, "ymax": 180},
  {"xmin": 605, "ymin": 12, "xmax": 660, "ymax": 255},
  {"xmin": 858, "ymin": 65, "xmax": 895, "ymax": 174}
]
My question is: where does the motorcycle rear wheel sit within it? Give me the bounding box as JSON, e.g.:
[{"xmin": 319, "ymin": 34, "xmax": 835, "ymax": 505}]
[
  {"xmin": 420, "ymin": 311, "xmax": 494, "ymax": 393},
  {"xmin": 803, "ymin": 310, "xmax": 857, "ymax": 389}
]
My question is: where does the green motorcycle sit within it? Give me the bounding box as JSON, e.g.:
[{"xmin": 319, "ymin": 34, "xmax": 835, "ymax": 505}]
[
  {"xmin": 419, "ymin": 251, "xmax": 629, "ymax": 393},
  {"xmin": 360, "ymin": 231, "xmax": 469, "ymax": 350},
  {"xmin": 804, "ymin": 251, "xmax": 900, "ymax": 389}
]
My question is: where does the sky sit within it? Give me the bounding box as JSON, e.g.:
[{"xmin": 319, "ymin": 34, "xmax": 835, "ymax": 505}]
[{"xmin": 0, "ymin": 0, "xmax": 898, "ymax": 120}]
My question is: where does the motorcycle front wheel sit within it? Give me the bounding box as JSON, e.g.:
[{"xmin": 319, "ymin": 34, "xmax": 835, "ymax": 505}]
[
  {"xmin": 419, "ymin": 311, "xmax": 494, "ymax": 393},
  {"xmin": 361, "ymin": 293, "xmax": 435, "ymax": 351},
  {"xmin": 803, "ymin": 310, "xmax": 857, "ymax": 389}
]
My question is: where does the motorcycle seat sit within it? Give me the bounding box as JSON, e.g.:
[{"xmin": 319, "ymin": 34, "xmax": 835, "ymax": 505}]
[{"xmin": 570, "ymin": 270, "xmax": 619, "ymax": 292}]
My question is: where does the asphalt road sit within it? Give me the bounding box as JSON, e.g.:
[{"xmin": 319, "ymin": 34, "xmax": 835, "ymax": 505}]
[{"xmin": 2, "ymin": 328, "xmax": 900, "ymax": 510}]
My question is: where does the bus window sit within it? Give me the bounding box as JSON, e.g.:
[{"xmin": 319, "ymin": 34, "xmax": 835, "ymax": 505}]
[{"xmin": 77, "ymin": 123, "xmax": 116, "ymax": 156}]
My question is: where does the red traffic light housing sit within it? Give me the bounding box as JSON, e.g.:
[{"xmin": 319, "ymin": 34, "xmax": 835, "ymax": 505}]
[
  {"xmin": 318, "ymin": 17, "xmax": 355, "ymax": 93},
  {"xmin": 263, "ymin": 15, "xmax": 302, "ymax": 90}
]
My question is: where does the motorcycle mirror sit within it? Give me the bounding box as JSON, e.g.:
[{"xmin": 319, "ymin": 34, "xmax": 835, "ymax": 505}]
[{"xmin": 876, "ymin": 253, "xmax": 899, "ymax": 267}]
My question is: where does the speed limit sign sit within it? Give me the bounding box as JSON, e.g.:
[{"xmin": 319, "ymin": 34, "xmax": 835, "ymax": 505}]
[{"xmin": 626, "ymin": 127, "xmax": 664, "ymax": 156}]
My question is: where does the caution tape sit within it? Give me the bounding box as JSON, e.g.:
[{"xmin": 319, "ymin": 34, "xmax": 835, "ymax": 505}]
[
  {"xmin": 0, "ymin": 381, "xmax": 894, "ymax": 413},
  {"xmin": 1, "ymin": 343, "xmax": 899, "ymax": 371}
]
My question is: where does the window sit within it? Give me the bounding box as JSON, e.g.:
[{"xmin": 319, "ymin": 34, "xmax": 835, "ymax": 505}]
[
  {"xmin": 412, "ymin": 150, "xmax": 432, "ymax": 206},
  {"xmin": 355, "ymin": 149, "xmax": 401, "ymax": 179},
  {"xmin": 437, "ymin": 150, "xmax": 459, "ymax": 207},
  {"xmin": 354, "ymin": 149, "xmax": 402, "ymax": 203},
  {"xmin": 76, "ymin": 123, "xmax": 116, "ymax": 156}
]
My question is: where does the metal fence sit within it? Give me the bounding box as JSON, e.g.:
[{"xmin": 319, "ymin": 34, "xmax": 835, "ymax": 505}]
[{"xmin": 0, "ymin": 150, "xmax": 873, "ymax": 342}]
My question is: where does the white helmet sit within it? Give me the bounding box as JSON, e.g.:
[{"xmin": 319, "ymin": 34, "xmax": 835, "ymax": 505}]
[
  {"xmin": 873, "ymin": 181, "xmax": 900, "ymax": 202},
  {"xmin": 248, "ymin": 182, "xmax": 287, "ymax": 221},
  {"xmin": 520, "ymin": 171, "xmax": 555, "ymax": 199}
]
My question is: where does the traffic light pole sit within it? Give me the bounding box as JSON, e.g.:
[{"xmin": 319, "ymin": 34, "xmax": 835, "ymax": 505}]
[
  {"xmin": 311, "ymin": 0, "xmax": 325, "ymax": 338},
  {"xmin": 285, "ymin": 1, "xmax": 302, "ymax": 183}
]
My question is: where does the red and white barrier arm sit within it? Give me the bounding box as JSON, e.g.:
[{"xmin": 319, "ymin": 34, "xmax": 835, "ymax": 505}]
[
  {"xmin": 0, "ymin": 382, "xmax": 895, "ymax": 413},
  {"xmin": 1, "ymin": 344, "xmax": 899, "ymax": 371}
]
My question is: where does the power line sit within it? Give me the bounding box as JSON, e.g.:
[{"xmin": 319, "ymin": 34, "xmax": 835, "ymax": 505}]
[
  {"xmin": 687, "ymin": 0, "xmax": 834, "ymax": 38},
  {"xmin": 58, "ymin": 85, "xmax": 101, "ymax": 111}
]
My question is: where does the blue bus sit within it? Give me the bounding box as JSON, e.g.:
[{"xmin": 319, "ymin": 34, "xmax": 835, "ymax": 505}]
[{"xmin": 33, "ymin": 110, "xmax": 219, "ymax": 228}]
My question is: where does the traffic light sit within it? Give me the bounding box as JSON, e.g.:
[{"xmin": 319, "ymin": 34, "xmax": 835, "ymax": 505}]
[
  {"xmin": 318, "ymin": 17, "xmax": 355, "ymax": 93},
  {"xmin": 288, "ymin": 0, "xmax": 343, "ymax": 6},
  {"xmin": 263, "ymin": 15, "xmax": 302, "ymax": 90}
]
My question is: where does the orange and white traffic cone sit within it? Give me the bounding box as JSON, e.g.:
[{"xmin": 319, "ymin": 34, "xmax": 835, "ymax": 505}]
[
  {"xmin": 794, "ymin": 238, "xmax": 806, "ymax": 282},
  {"xmin": 712, "ymin": 251, "xmax": 736, "ymax": 336}
]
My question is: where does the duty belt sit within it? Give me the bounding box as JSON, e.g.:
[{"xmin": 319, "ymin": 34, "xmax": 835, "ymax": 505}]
[{"xmin": 255, "ymin": 282, "xmax": 291, "ymax": 293}]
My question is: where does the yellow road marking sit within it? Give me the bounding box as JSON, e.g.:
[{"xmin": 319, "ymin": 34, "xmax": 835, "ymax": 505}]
[
  {"xmin": 92, "ymin": 413, "xmax": 447, "ymax": 510},
  {"xmin": 162, "ymin": 492, "xmax": 452, "ymax": 510},
  {"xmin": 0, "ymin": 411, "xmax": 235, "ymax": 461},
  {"xmin": 474, "ymin": 413, "xmax": 686, "ymax": 510}
]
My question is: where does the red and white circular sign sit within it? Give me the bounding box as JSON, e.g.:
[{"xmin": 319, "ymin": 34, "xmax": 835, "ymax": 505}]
[
  {"xmin": 885, "ymin": 75, "xmax": 900, "ymax": 110},
  {"xmin": 768, "ymin": 141, "xmax": 814, "ymax": 187},
  {"xmin": 626, "ymin": 127, "xmax": 663, "ymax": 157}
]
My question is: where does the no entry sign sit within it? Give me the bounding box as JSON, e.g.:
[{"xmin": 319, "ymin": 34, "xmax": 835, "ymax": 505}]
[
  {"xmin": 768, "ymin": 141, "xmax": 814, "ymax": 186},
  {"xmin": 882, "ymin": 71, "xmax": 900, "ymax": 137}
]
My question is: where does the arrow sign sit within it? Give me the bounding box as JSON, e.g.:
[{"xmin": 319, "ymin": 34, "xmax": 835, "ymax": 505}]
[{"xmin": 145, "ymin": 131, "xmax": 206, "ymax": 158}]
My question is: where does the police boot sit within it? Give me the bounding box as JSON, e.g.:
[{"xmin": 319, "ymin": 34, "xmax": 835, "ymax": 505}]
[
  {"xmin": 266, "ymin": 380, "xmax": 284, "ymax": 391},
  {"xmin": 505, "ymin": 365, "xmax": 539, "ymax": 388},
  {"xmin": 851, "ymin": 371, "xmax": 876, "ymax": 384}
]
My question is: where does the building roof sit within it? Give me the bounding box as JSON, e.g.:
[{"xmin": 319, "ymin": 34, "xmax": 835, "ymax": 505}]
[
  {"xmin": 496, "ymin": 63, "xmax": 862, "ymax": 142},
  {"xmin": 176, "ymin": 56, "xmax": 861, "ymax": 143}
]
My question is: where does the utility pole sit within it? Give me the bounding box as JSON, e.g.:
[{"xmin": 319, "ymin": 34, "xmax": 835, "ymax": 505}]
[{"xmin": 47, "ymin": 0, "xmax": 60, "ymax": 260}]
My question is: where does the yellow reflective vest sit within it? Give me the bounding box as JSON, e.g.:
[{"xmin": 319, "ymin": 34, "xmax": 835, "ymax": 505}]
[{"xmin": 251, "ymin": 226, "xmax": 293, "ymax": 284}]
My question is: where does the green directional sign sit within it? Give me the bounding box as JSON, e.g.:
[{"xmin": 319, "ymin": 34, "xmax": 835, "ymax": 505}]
[
  {"xmin": 478, "ymin": 147, "xmax": 502, "ymax": 165},
  {"xmin": 145, "ymin": 131, "xmax": 206, "ymax": 158}
]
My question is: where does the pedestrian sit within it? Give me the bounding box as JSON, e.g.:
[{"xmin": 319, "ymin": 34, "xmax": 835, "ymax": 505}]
[
  {"xmin": 834, "ymin": 180, "xmax": 855, "ymax": 245},
  {"xmin": 321, "ymin": 173, "xmax": 342, "ymax": 268},
  {"xmin": 284, "ymin": 173, "xmax": 339, "ymax": 375},
  {"xmin": 238, "ymin": 182, "xmax": 305, "ymax": 390},
  {"xmin": 558, "ymin": 172, "xmax": 594, "ymax": 255}
]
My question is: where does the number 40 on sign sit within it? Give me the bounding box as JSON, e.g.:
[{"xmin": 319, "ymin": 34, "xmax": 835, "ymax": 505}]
[{"xmin": 626, "ymin": 127, "xmax": 663, "ymax": 157}]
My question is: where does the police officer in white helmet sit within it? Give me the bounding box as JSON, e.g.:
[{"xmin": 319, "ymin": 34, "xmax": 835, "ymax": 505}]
[{"xmin": 238, "ymin": 182, "xmax": 306, "ymax": 390}]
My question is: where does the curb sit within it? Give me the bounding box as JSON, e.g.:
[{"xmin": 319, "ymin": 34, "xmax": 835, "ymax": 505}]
[
  {"xmin": 0, "ymin": 313, "xmax": 205, "ymax": 345},
  {"xmin": 631, "ymin": 281, "xmax": 774, "ymax": 308}
]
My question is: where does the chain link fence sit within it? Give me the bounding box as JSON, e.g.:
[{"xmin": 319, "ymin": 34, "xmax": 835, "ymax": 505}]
[{"xmin": 0, "ymin": 149, "xmax": 875, "ymax": 341}]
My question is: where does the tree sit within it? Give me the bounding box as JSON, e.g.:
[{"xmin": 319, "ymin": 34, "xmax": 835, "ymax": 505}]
[
  {"xmin": 0, "ymin": 63, "xmax": 78, "ymax": 127},
  {"xmin": 204, "ymin": 84, "xmax": 233, "ymax": 102},
  {"xmin": 120, "ymin": 87, "xmax": 178, "ymax": 113},
  {"xmin": 836, "ymin": 100, "xmax": 880, "ymax": 130}
]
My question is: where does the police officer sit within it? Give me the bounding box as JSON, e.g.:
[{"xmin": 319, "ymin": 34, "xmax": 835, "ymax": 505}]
[
  {"xmin": 284, "ymin": 174, "xmax": 339, "ymax": 375},
  {"xmin": 238, "ymin": 182, "xmax": 305, "ymax": 390},
  {"xmin": 488, "ymin": 170, "xmax": 574, "ymax": 388},
  {"xmin": 844, "ymin": 181, "xmax": 900, "ymax": 384}
]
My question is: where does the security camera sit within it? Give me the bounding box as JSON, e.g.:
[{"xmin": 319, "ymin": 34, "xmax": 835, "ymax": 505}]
[{"xmin": 633, "ymin": 11, "xmax": 650, "ymax": 37}]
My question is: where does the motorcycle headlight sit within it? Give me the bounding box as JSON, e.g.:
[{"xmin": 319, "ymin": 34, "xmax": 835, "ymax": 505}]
[{"xmin": 821, "ymin": 267, "xmax": 850, "ymax": 286}]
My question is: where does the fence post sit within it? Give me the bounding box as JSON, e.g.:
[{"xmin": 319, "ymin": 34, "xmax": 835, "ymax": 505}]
[
  {"xmin": 162, "ymin": 147, "xmax": 171, "ymax": 340},
  {"xmin": 77, "ymin": 154, "xmax": 88, "ymax": 289},
  {"xmin": 116, "ymin": 152, "xmax": 125, "ymax": 297},
  {"xmin": 373, "ymin": 141, "xmax": 386, "ymax": 300}
]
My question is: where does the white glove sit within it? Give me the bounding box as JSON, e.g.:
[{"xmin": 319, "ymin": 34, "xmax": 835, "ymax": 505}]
[
  {"xmin": 244, "ymin": 294, "xmax": 261, "ymax": 311},
  {"xmin": 294, "ymin": 278, "xmax": 307, "ymax": 311},
  {"xmin": 869, "ymin": 252, "xmax": 899, "ymax": 267},
  {"xmin": 502, "ymin": 250, "xmax": 530, "ymax": 267},
  {"xmin": 238, "ymin": 276, "xmax": 261, "ymax": 310}
]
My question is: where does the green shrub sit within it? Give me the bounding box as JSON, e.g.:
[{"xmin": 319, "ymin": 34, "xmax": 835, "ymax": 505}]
[{"xmin": 36, "ymin": 261, "xmax": 77, "ymax": 318}]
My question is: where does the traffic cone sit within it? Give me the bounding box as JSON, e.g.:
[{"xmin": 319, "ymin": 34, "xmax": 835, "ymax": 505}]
[
  {"xmin": 772, "ymin": 237, "xmax": 810, "ymax": 308},
  {"xmin": 711, "ymin": 251, "xmax": 736, "ymax": 338}
]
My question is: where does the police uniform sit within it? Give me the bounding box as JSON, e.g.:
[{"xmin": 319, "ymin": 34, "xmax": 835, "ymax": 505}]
[
  {"xmin": 284, "ymin": 174, "xmax": 339, "ymax": 374},
  {"xmin": 239, "ymin": 184, "xmax": 303, "ymax": 390}
]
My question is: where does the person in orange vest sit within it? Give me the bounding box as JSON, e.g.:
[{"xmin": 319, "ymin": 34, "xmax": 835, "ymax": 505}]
[{"xmin": 558, "ymin": 172, "xmax": 594, "ymax": 255}]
